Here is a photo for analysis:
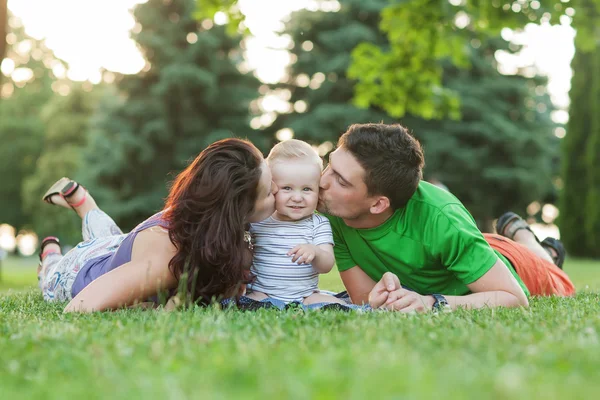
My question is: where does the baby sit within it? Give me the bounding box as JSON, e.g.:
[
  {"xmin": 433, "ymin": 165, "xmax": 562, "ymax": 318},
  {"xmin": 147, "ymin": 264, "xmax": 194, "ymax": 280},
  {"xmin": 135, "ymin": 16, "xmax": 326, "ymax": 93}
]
[{"xmin": 247, "ymin": 139, "xmax": 345, "ymax": 305}]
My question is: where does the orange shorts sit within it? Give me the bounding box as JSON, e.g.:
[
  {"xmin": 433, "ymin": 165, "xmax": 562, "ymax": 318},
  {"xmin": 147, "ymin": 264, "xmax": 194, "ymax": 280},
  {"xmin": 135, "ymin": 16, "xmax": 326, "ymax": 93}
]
[{"xmin": 484, "ymin": 233, "xmax": 575, "ymax": 297}]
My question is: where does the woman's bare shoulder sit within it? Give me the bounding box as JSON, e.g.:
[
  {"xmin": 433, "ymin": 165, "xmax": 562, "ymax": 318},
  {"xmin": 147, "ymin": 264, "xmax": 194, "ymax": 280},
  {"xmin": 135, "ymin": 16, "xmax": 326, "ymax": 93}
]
[{"xmin": 131, "ymin": 227, "xmax": 177, "ymax": 264}]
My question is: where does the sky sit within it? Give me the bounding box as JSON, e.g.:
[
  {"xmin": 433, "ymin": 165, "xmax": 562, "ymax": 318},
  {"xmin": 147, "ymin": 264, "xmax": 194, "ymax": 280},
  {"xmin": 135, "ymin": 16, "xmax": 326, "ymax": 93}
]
[{"xmin": 7, "ymin": 0, "xmax": 575, "ymax": 118}]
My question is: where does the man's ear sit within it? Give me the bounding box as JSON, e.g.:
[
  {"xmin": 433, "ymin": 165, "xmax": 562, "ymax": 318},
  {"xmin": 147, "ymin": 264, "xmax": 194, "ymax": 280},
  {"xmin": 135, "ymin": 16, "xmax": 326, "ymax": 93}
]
[{"xmin": 369, "ymin": 196, "xmax": 391, "ymax": 215}]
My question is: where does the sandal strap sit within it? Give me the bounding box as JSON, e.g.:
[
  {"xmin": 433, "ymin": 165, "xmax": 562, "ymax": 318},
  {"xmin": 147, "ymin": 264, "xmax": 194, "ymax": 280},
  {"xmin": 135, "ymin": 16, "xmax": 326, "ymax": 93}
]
[
  {"xmin": 40, "ymin": 236, "xmax": 60, "ymax": 249},
  {"xmin": 69, "ymin": 190, "xmax": 87, "ymax": 208},
  {"xmin": 496, "ymin": 212, "xmax": 540, "ymax": 243},
  {"xmin": 61, "ymin": 181, "xmax": 80, "ymax": 198},
  {"xmin": 504, "ymin": 219, "xmax": 533, "ymax": 241},
  {"xmin": 40, "ymin": 250, "xmax": 60, "ymax": 261},
  {"xmin": 39, "ymin": 236, "xmax": 60, "ymax": 261},
  {"xmin": 541, "ymin": 237, "xmax": 566, "ymax": 269}
]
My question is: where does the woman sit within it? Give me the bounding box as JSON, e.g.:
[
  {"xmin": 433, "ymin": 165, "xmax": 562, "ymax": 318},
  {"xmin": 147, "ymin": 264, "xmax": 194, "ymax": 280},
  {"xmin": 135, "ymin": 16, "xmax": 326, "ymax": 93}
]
[{"xmin": 38, "ymin": 138, "xmax": 277, "ymax": 312}]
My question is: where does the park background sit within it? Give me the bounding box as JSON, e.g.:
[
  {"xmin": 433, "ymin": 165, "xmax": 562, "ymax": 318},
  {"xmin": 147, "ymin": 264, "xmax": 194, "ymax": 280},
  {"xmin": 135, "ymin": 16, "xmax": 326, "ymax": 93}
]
[{"xmin": 0, "ymin": 1, "xmax": 599, "ymax": 399}]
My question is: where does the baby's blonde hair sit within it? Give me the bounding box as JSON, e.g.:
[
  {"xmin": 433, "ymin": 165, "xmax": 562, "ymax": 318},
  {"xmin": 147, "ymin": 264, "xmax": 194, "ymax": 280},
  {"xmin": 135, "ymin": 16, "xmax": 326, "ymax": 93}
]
[{"xmin": 266, "ymin": 139, "xmax": 323, "ymax": 170}]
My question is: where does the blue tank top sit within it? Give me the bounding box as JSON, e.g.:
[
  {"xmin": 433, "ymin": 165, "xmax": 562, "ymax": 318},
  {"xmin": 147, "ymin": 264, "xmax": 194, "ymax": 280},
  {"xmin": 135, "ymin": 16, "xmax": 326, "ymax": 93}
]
[{"xmin": 71, "ymin": 211, "xmax": 169, "ymax": 298}]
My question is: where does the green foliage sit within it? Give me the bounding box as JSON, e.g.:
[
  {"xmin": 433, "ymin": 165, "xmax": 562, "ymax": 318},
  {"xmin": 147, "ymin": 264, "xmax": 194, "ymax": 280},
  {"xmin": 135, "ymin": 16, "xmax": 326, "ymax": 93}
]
[
  {"xmin": 0, "ymin": 0, "xmax": 7, "ymax": 77},
  {"xmin": 404, "ymin": 37, "xmax": 558, "ymax": 227},
  {"xmin": 347, "ymin": 0, "xmax": 597, "ymax": 119},
  {"xmin": 0, "ymin": 13, "xmax": 63, "ymax": 231},
  {"xmin": 0, "ymin": 118, "xmax": 43, "ymax": 229},
  {"xmin": 81, "ymin": 0, "xmax": 261, "ymax": 229},
  {"xmin": 21, "ymin": 85, "xmax": 100, "ymax": 245},
  {"xmin": 272, "ymin": 0, "xmax": 394, "ymax": 146},
  {"xmin": 194, "ymin": 0, "xmax": 246, "ymax": 35},
  {"xmin": 584, "ymin": 49, "xmax": 600, "ymax": 257},
  {"xmin": 559, "ymin": 0, "xmax": 600, "ymax": 258},
  {"xmin": 278, "ymin": 0, "xmax": 557, "ymax": 227}
]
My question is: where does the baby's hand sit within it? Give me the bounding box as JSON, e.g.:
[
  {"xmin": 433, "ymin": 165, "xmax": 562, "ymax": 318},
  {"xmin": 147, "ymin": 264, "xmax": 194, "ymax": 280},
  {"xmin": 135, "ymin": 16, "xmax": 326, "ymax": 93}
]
[{"xmin": 288, "ymin": 244, "xmax": 318, "ymax": 265}]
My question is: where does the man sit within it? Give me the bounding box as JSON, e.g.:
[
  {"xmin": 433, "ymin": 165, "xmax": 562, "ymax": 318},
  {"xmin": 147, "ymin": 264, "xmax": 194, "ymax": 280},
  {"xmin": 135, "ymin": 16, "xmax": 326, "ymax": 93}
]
[{"xmin": 318, "ymin": 123, "xmax": 575, "ymax": 312}]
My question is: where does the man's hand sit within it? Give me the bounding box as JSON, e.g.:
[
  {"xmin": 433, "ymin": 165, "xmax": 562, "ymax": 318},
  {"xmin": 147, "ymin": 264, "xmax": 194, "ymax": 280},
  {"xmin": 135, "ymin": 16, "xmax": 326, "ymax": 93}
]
[
  {"xmin": 383, "ymin": 289, "xmax": 435, "ymax": 313},
  {"xmin": 368, "ymin": 272, "xmax": 434, "ymax": 313},
  {"xmin": 288, "ymin": 244, "xmax": 318, "ymax": 264},
  {"xmin": 368, "ymin": 272, "xmax": 401, "ymax": 308}
]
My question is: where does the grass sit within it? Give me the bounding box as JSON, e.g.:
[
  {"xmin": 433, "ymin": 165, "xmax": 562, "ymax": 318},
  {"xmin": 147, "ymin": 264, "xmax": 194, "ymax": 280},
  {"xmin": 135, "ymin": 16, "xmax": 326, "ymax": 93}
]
[{"xmin": 1, "ymin": 256, "xmax": 599, "ymax": 399}]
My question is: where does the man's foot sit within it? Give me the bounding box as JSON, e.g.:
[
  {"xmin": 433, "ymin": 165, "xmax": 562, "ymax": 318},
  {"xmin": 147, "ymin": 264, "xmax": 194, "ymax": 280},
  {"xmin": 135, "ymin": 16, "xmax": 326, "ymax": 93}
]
[
  {"xmin": 541, "ymin": 237, "xmax": 566, "ymax": 269},
  {"xmin": 495, "ymin": 212, "xmax": 539, "ymax": 241},
  {"xmin": 496, "ymin": 211, "xmax": 564, "ymax": 268},
  {"xmin": 42, "ymin": 178, "xmax": 87, "ymax": 210}
]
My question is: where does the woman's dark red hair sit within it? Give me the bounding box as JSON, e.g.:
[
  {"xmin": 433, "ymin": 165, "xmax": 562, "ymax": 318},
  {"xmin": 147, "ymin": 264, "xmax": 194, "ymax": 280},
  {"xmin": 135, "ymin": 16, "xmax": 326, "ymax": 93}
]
[{"xmin": 163, "ymin": 138, "xmax": 264, "ymax": 304}]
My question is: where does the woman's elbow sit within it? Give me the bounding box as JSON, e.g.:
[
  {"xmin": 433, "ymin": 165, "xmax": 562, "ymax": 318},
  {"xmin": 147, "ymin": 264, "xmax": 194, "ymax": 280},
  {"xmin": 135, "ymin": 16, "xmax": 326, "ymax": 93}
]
[{"xmin": 64, "ymin": 297, "xmax": 104, "ymax": 313}]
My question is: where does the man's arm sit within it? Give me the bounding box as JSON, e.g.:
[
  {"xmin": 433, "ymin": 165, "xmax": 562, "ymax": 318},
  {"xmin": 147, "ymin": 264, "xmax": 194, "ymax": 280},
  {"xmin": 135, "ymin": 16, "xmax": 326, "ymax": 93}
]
[
  {"xmin": 340, "ymin": 266, "xmax": 378, "ymax": 305},
  {"xmin": 370, "ymin": 258, "xmax": 529, "ymax": 312}
]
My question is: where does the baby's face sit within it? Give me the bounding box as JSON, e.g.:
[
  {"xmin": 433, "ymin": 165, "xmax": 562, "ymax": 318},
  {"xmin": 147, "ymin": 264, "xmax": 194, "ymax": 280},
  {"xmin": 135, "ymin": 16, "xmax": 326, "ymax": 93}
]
[{"xmin": 271, "ymin": 159, "xmax": 321, "ymax": 221}]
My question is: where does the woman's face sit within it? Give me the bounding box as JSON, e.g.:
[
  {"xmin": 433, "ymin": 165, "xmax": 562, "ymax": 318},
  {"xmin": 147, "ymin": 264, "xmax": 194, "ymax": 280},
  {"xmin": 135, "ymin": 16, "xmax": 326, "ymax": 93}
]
[{"xmin": 248, "ymin": 161, "xmax": 278, "ymax": 223}]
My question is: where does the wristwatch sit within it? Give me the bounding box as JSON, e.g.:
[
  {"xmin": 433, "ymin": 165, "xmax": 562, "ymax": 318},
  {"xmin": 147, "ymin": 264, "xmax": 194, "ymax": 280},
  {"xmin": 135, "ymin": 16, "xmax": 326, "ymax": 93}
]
[{"xmin": 431, "ymin": 293, "xmax": 449, "ymax": 312}]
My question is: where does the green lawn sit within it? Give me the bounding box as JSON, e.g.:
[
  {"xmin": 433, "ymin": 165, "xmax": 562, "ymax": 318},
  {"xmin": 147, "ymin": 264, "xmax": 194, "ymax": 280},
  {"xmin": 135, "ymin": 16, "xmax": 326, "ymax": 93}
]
[{"xmin": 1, "ymin": 256, "xmax": 599, "ymax": 399}]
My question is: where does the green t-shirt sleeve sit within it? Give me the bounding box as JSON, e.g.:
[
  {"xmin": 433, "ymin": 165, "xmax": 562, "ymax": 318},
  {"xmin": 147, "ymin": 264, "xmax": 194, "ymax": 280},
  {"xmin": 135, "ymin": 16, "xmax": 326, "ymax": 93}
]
[
  {"xmin": 428, "ymin": 204, "xmax": 499, "ymax": 285},
  {"xmin": 330, "ymin": 218, "xmax": 357, "ymax": 272}
]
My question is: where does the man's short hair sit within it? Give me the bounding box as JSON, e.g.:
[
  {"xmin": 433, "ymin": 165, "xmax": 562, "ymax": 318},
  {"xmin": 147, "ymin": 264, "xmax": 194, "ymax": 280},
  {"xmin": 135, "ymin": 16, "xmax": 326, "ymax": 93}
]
[
  {"xmin": 338, "ymin": 123, "xmax": 424, "ymax": 209},
  {"xmin": 267, "ymin": 139, "xmax": 323, "ymax": 170}
]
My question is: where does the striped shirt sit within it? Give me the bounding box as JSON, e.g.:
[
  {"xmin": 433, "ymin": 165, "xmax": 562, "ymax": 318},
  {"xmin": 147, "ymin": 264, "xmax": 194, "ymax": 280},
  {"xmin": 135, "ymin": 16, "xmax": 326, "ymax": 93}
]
[{"xmin": 249, "ymin": 213, "xmax": 334, "ymax": 302}]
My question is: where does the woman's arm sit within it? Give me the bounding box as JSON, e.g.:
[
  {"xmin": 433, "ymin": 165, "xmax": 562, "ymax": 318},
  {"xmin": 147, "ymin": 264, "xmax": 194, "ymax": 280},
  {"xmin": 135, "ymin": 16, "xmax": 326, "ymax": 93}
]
[
  {"xmin": 64, "ymin": 258, "xmax": 177, "ymax": 312},
  {"xmin": 64, "ymin": 232, "xmax": 178, "ymax": 313}
]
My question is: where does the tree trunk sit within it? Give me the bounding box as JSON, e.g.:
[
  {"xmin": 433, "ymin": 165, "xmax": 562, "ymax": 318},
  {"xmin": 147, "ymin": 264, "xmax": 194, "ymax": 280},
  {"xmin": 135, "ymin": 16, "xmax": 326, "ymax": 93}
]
[{"xmin": 0, "ymin": 0, "xmax": 8, "ymax": 86}]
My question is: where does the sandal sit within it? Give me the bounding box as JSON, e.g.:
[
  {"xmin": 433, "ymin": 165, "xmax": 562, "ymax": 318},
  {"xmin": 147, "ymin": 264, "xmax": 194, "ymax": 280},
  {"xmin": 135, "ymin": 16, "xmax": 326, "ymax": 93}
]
[
  {"xmin": 39, "ymin": 236, "xmax": 61, "ymax": 263},
  {"xmin": 42, "ymin": 177, "xmax": 87, "ymax": 209},
  {"xmin": 541, "ymin": 237, "xmax": 566, "ymax": 269},
  {"xmin": 495, "ymin": 212, "xmax": 539, "ymax": 242},
  {"xmin": 496, "ymin": 212, "xmax": 566, "ymax": 269}
]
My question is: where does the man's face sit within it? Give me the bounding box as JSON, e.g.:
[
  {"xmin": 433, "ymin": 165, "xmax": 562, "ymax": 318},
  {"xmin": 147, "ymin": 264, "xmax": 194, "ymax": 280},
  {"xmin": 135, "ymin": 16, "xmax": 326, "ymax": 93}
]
[{"xmin": 317, "ymin": 147, "xmax": 373, "ymax": 220}]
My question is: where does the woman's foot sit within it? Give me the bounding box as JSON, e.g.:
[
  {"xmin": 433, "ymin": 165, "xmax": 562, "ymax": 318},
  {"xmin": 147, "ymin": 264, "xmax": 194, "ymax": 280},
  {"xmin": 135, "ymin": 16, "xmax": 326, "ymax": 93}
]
[
  {"xmin": 43, "ymin": 178, "xmax": 86, "ymax": 208},
  {"xmin": 43, "ymin": 178, "xmax": 96, "ymax": 218},
  {"xmin": 42, "ymin": 177, "xmax": 71, "ymax": 208},
  {"xmin": 38, "ymin": 236, "xmax": 62, "ymax": 278}
]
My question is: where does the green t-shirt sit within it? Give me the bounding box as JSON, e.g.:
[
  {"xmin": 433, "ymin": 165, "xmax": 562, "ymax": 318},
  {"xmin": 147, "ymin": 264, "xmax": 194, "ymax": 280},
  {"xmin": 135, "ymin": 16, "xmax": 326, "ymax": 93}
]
[{"xmin": 327, "ymin": 181, "xmax": 530, "ymax": 297}]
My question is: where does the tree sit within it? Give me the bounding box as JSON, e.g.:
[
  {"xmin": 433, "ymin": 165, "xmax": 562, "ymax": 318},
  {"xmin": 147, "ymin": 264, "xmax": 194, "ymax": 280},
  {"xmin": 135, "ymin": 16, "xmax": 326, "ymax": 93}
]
[
  {"xmin": 0, "ymin": 0, "xmax": 7, "ymax": 82},
  {"xmin": 22, "ymin": 85, "xmax": 100, "ymax": 245},
  {"xmin": 270, "ymin": 0, "xmax": 393, "ymax": 146},
  {"xmin": 277, "ymin": 0, "xmax": 557, "ymax": 229},
  {"xmin": 560, "ymin": 0, "xmax": 600, "ymax": 257},
  {"xmin": 347, "ymin": 0, "xmax": 591, "ymax": 119},
  {"xmin": 0, "ymin": 12, "xmax": 63, "ymax": 230},
  {"xmin": 583, "ymin": 47, "xmax": 600, "ymax": 257},
  {"xmin": 403, "ymin": 37, "xmax": 557, "ymax": 230},
  {"xmin": 81, "ymin": 0, "xmax": 261, "ymax": 229}
]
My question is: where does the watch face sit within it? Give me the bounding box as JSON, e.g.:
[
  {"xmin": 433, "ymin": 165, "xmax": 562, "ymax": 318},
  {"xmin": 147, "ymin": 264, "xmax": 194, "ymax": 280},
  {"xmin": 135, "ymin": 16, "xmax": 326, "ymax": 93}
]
[{"xmin": 433, "ymin": 294, "xmax": 450, "ymax": 312}]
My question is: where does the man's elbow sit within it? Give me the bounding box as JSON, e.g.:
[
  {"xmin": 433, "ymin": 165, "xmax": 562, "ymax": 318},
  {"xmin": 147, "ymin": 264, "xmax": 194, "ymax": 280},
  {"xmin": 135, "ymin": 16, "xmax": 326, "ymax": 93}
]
[
  {"xmin": 518, "ymin": 293, "xmax": 529, "ymax": 308},
  {"xmin": 509, "ymin": 290, "xmax": 529, "ymax": 308}
]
